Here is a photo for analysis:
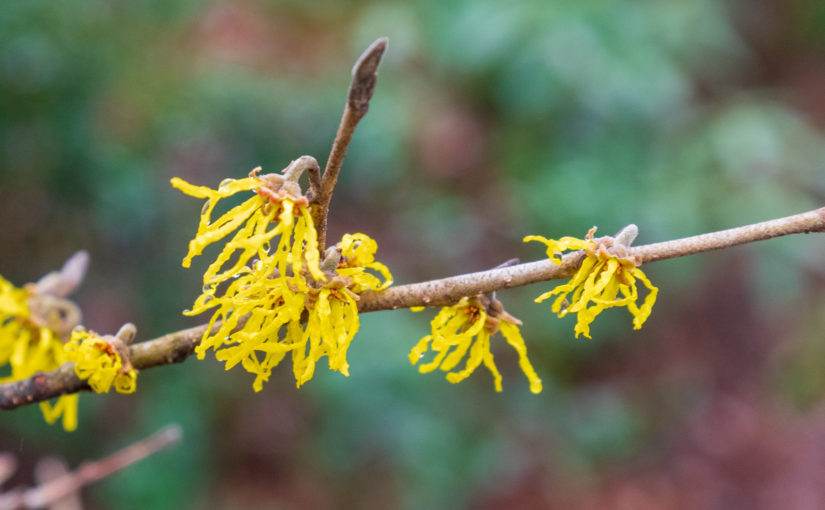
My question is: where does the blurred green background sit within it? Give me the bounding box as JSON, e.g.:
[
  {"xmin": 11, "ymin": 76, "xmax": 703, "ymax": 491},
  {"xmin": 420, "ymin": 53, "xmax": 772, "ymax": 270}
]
[{"xmin": 2, "ymin": 0, "xmax": 825, "ymax": 508}]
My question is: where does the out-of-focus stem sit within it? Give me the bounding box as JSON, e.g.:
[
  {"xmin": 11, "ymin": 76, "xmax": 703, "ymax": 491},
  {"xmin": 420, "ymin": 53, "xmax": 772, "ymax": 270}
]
[{"xmin": 0, "ymin": 425, "xmax": 181, "ymax": 509}]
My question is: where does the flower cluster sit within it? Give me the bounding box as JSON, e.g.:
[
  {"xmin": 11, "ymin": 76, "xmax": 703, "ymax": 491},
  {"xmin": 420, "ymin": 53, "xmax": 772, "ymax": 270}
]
[
  {"xmin": 0, "ymin": 275, "xmax": 78, "ymax": 431},
  {"xmin": 525, "ymin": 226, "xmax": 658, "ymax": 338},
  {"xmin": 410, "ymin": 296, "xmax": 543, "ymax": 393},
  {"xmin": 63, "ymin": 328, "xmax": 137, "ymax": 394},
  {"xmin": 173, "ymin": 165, "xmax": 392, "ymax": 390}
]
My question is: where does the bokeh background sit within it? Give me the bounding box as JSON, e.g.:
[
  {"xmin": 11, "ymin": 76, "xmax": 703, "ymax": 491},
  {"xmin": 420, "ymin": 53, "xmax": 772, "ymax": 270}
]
[{"xmin": 2, "ymin": 1, "xmax": 825, "ymax": 508}]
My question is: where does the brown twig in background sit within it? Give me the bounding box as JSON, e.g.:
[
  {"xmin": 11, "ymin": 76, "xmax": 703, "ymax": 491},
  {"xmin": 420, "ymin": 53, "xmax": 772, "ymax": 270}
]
[
  {"xmin": 0, "ymin": 454, "xmax": 16, "ymax": 487},
  {"xmin": 31, "ymin": 457, "xmax": 83, "ymax": 510},
  {"xmin": 1, "ymin": 206, "xmax": 823, "ymax": 410},
  {"xmin": 311, "ymin": 37, "xmax": 388, "ymax": 252},
  {"xmin": 0, "ymin": 425, "xmax": 181, "ymax": 510}
]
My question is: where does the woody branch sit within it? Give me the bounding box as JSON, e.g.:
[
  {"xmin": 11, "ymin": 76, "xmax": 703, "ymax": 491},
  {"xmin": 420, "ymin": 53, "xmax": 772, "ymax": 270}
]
[
  {"xmin": 310, "ymin": 37, "xmax": 388, "ymax": 253},
  {"xmin": 2, "ymin": 205, "xmax": 823, "ymax": 410}
]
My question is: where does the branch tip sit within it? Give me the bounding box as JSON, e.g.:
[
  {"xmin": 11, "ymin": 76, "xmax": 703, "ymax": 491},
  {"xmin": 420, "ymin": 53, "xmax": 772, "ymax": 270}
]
[
  {"xmin": 349, "ymin": 37, "xmax": 389, "ymax": 115},
  {"xmin": 494, "ymin": 258, "xmax": 521, "ymax": 270},
  {"xmin": 33, "ymin": 250, "xmax": 90, "ymax": 298},
  {"xmin": 116, "ymin": 323, "xmax": 138, "ymax": 345},
  {"xmin": 614, "ymin": 224, "xmax": 639, "ymax": 248},
  {"xmin": 313, "ymin": 37, "xmax": 390, "ymax": 252}
]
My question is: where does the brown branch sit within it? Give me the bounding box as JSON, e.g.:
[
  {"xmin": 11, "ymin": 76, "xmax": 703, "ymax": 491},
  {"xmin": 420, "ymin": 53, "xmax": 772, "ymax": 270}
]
[
  {"xmin": 358, "ymin": 253, "xmax": 586, "ymax": 312},
  {"xmin": 632, "ymin": 206, "xmax": 825, "ymax": 262},
  {"xmin": 0, "ymin": 424, "xmax": 181, "ymax": 509},
  {"xmin": 1, "ymin": 206, "xmax": 824, "ymax": 410},
  {"xmin": 0, "ymin": 323, "xmax": 210, "ymax": 410},
  {"xmin": 361, "ymin": 206, "xmax": 825, "ymax": 311},
  {"xmin": 311, "ymin": 37, "xmax": 388, "ymax": 253}
]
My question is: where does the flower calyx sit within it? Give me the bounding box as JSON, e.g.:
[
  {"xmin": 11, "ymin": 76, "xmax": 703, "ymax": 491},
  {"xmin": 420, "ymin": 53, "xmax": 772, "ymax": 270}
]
[
  {"xmin": 584, "ymin": 224, "xmax": 642, "ymax": 267},
  {"xmin": 480, "ymin": 293, "xmax": 523, "ymax": 334},
  {"xmin": 250, "ymin": 155, "xmax": 321, "ymax": 208}
]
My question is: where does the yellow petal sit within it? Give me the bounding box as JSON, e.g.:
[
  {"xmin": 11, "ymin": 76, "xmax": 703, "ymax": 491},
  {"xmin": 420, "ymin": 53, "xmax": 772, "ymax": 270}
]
[
  {"xmin": 480, "ymin": 347, "xmax": 503, "ymax": 392},
  {"xmin": 39, "ymin": 394, "xmax": 79, "ymax": 432},
  {"xmin": 445, "ymin": 330, "xmax": 488, "ymax": 384},
  {"xmin": 409, "ymin": 335, "xmax": 433, "ymax": 365},
  {"xmin": 629, "ymin": 268, "xmax": 658, "ymax": 329},
  {"xmin": 439, "ymin": 333, "xmax": 475, "ymax": 371},
  {"xmin": 499, "ymin": 321, "xmax": 543, "ymax": 394}
]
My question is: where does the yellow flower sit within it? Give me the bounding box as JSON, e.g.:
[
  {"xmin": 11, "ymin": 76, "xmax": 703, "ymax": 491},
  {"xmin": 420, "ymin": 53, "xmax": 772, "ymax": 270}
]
[
  {"xmin": 171, "ymin": 169, "xmax": 324, "ymax": 292},
  {"xmin": 63, "ymin": 328, "xmax": 137, "ymax": 394},
  {"xmin": 525, "ymin": 226, "xmax": 658, "ymax": 339},
  {"xmin": 410, "ymin": 297, "xmax": 543, "ymax": 393},
  {"xmin": 174, "ymin": 167, "xmax": 393, "ymax": 389},
  {"xmin": 336, "ymin": 233, "xmax": 393, "ymax": 292},
  {"xmin": 0, "ymin": 275, "xmax": 78, "ymax": 431},
  {"xmin": 288, "ymin": 285, "xmax": 360, "ymax": 387},
  {"xmin": 192, "ymin": 235, "xmax": 388, "ymax": 391},
  {"xmin": 0, "ymin": 275, "xmax": 28, "ymax": 318},
  {"xmin": 40, "ymin": 394, "xmax": 79, "ymax": 431}
]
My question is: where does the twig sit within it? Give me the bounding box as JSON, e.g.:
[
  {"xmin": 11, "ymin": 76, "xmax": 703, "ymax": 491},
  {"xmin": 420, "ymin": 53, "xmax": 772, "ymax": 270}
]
[
  {"xmin": 30, "ymin": 251, "xmax": 89, "ymax": 299},
  {"xmin": 282, "ymin": 155, "xmax": 321, "ymax": 196},
  {"xmin": 0, "ymin": 425, "xmax": 182, "ymax": 510},
  {"xmin": 302, "ymin": 157, "xmax": 322, "ymax": 202},
  {"xmin": 361, "ymin": 205, "xmax": 825, "ymax": 310},
  {"xmin": 1, "ymin": 206, "xmax": 823, "ymax": 409},
  {"xmin": 32, "ymin": 457, "xmax": 82, "ymax": 510},
  {"xmin": 0, "ymin": 454, "xmax": 16, "ymax": 487},
  {"xmin": 311, "ymin": 37, "xmax": 388, "ymax": 252},
  {"xmin": 632, "ymin": 206, "xmax": 825, "ymax": 262},
  {"xmin": 25, "ymin": 251, "xmax": 88, "ymax": 343}
]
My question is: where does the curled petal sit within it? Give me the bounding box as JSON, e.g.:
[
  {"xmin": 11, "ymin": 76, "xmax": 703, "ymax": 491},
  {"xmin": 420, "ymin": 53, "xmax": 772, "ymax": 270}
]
[
  {"xmin": 524, "ymin": 235, "xmax": 595, "ymax": 264},
  {"xmin": 64, "ymin": 329, "xmax": 138, "ymax": 394},
  {"xmin": 628, "ymin": 268, "xmax": 658, "ymax": 329}
]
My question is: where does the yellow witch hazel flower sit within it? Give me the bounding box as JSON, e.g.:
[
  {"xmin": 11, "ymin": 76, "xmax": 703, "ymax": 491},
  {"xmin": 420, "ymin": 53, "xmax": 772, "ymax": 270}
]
[
  {"xmin": 0, "ymin": 274, "xmax": 79, "ymax": 431},
  {"xmin": 525, "ymin": 224, "xmax": 658, "ymax": 339},
  {"xmin": 63, "ymin": 328, "xmax": 137, "ymax": 394},
  {"xmin": 336, "ymin": 233, "xmax": 393, "ymax": 292},
  {"xmin": 410, "ymin": 295, "xmax": 543, "ymax": 393},
  {"xmin": 173, "ymin": 160, "xmax": 393, "ymax": 390},
  {"xmin": 171, "ymin": 164, "xmax": 324, "ymax": 292}
]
